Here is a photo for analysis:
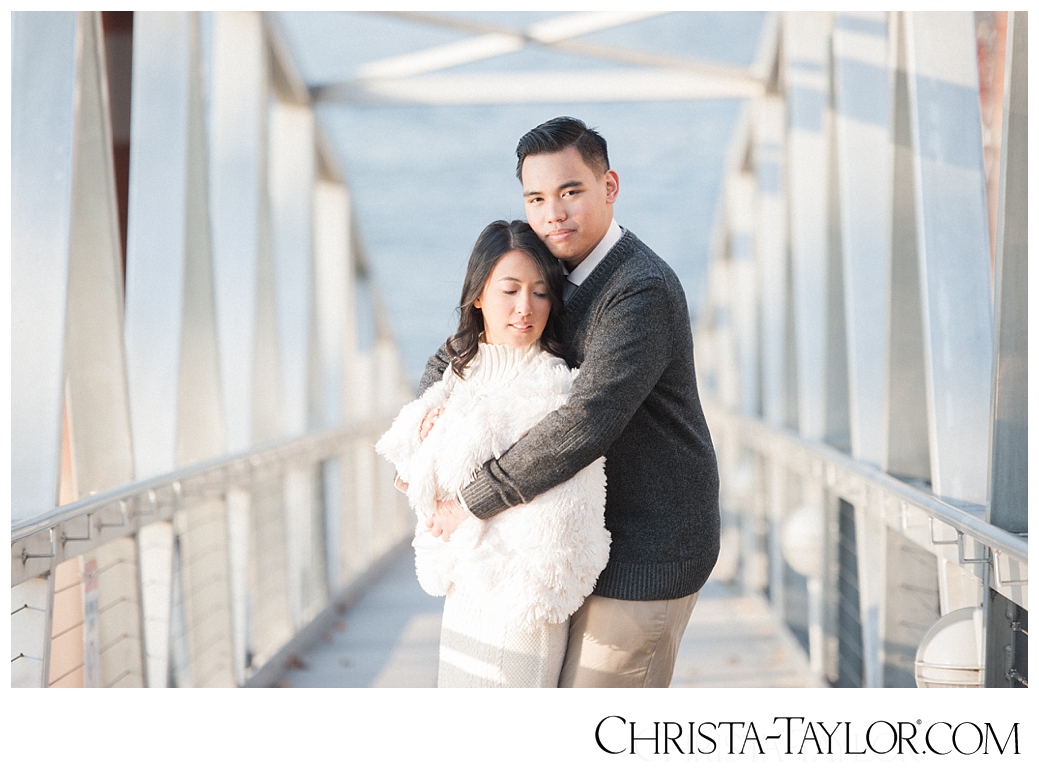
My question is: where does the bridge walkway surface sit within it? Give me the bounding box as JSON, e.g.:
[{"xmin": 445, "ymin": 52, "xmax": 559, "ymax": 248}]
[{"xmin": 268, "ymin": 543, "xmax": 825, "ymax": 689}]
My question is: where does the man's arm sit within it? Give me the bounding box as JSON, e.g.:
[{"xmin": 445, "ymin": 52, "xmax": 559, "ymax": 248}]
[
  {"xmin": 459, "ymin": 275, "xmax": 674, "ymax": 520},
  {"xmin": 418, "ymin": 343, "xmax": 451, "ymax": 395}
]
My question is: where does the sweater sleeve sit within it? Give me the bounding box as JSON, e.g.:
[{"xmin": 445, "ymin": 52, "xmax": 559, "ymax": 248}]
[
  {"xmin": 461, "ymin": 275, "xmax": 673, "ymax": 519},
  {"xmin": 418, "ymin": 343, "xmax": 451, "ymax": 395}
]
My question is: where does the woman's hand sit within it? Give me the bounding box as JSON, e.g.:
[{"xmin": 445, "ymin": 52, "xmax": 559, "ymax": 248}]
[
  {"xmin": 394, "ymin": 476, "xmax": 409, "ymax": 493},
  {"xmin": 419, "ymin": 406, "xmax": 444, "ymax": 441}
]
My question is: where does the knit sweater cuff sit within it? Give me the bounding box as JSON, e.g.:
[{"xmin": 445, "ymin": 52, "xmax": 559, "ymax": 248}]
[{"xmin": 460, "ymin": 474, "xmax": 510, "ymax": 520}]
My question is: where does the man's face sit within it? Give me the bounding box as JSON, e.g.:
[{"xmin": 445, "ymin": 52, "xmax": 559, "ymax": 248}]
[{"xmin": 521, "ymin": 146, "xmax": 619, "ymax": 270}]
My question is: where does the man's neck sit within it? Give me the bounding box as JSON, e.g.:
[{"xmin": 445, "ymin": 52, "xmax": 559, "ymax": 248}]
[
  {"xmin": 564, "ymin": 219, "xmax": 623, "ymax": 280},
  {"xmin": 563, "ymin": 228, "xmax": 609, "ymax": 273}
]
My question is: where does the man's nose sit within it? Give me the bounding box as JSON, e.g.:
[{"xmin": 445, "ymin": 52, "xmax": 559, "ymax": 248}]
[{"xmin": 545, "ymin": 198, "xmax": 566, "ymax": 223}]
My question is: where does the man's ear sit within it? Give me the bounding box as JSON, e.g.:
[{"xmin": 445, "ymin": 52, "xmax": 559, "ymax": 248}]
[{"xmin": 605, "ymin": 170, "xmax": 619, "ymax": 203}]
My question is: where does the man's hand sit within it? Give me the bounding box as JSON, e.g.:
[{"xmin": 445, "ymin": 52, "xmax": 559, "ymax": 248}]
[{"xmin": 426, "ymin": 498, "xmax": 473, "ymax": 541}]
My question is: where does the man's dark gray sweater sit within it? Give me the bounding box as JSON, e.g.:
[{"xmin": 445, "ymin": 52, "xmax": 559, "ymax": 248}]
[{"xmin": 418, "ymin": 229, "xmax": 720, "ymax": 601}]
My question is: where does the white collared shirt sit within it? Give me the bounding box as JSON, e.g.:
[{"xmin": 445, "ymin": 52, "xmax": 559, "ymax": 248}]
[{"xmin": 563, "ymin": 218, "xmax": 624, "ymax": 290}]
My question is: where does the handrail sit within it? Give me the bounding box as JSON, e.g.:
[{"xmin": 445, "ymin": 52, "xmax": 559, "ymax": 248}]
[
  {"xmin": 709, "ymin": 404, "xmax": 1028, "ymax": 566},
  {"xmin": 12, "ymin": 416, "xmax": 392, "ymax": 544}
]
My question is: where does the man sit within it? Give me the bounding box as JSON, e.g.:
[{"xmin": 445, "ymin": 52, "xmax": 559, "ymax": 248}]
[{"xmin": 419, "ymin": 116, "xmax": 720, "ymax": 687}]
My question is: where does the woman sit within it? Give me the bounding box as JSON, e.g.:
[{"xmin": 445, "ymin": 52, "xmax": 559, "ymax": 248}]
[{"xmin": 376, "ymin": 220, "xmax": 610, "ymax": 687}]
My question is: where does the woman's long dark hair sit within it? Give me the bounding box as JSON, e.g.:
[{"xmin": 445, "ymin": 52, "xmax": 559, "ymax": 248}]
[{"xmin": 445, "ymin": 220, "xmax": 567, "ymax": 378}]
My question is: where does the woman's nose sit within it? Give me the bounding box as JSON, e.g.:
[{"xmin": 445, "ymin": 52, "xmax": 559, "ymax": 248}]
[{"xmin": 515, "ymin": 291, "xmax": 533, "ymax": 315}]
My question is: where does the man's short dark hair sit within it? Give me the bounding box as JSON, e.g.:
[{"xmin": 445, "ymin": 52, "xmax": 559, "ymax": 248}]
[{"xmin": 515, "ymin": 116, "xmax": 610, "ymax": 181}]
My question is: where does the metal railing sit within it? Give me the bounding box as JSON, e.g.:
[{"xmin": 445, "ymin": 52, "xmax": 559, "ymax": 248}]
[
  {"xmin": 708, "ymin": 404, "xmax": 1028, "ymax": 589},
  {"xmin": 11, "ymin": 415, "xmax": 413, "ymax": 689},
  {"xmin": 12, "ymin": 418, "xmax": 395, "ymax": 587}
]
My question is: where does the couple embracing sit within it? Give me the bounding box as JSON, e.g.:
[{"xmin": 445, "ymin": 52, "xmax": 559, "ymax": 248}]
[{"xmin": 377, "ymin": 116, "xmax": 720, "ymax": 688}]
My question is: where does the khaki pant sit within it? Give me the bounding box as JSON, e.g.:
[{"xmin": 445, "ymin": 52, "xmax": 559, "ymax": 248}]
[{"xmin": 558, "ymin": 591, "xmax": 699, "ymax": 688}]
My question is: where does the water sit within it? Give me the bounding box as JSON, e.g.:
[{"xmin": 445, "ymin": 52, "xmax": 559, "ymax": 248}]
[{"xmin": 275, "ymin": 11, "xmax": 767, "ymax": 384}]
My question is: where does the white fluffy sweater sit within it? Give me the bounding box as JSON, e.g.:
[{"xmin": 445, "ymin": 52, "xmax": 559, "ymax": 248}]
[{"xmin": 376, "ymin": 342, "xmax": 610, "ymax": 630}]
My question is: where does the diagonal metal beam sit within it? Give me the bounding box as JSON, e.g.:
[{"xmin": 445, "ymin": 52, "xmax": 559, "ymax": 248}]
[
  {"xmin": 355, "ymin": 33, "xmax": 524, "ymax": 81},
  {"xmin": 371, "ymin": 9, "xmax": 666, "ymax": 45},
  {"xmin": 312, "ymin": 10, "xmax": 765, "ymax": 103}
]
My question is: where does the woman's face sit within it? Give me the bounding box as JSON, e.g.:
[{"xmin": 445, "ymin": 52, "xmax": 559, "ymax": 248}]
[{"xmin": 475, "ymin": 250, "xmax": 551, "ymax": 348}]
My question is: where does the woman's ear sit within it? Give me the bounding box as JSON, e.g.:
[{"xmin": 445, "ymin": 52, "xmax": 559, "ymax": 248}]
[{"xmin": 473, "ymin": 296, "xmax": 482, "ymax": 309}]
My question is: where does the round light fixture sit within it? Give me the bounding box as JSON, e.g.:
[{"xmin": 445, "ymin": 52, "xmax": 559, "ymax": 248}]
[
  {"xmin": 781, "ymin": 504, "xmax": 824, "ymax": 578},
  {"xmin": 914, "ymin": 606, "xmax": 984, "ymax": 688}
]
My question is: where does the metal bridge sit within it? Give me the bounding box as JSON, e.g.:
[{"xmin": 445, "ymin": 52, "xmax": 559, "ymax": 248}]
[{"xmin": 9, "ymin": 9, "xmax": 1027, "ymax": 715}]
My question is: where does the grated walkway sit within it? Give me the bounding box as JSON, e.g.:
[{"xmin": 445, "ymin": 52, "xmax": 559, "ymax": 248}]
[{"xmin": 272, "ymin": 543, "xmax": 825, "ymax": 688}]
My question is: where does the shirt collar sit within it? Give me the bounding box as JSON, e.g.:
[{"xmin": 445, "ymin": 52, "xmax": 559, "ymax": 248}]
[{"xmin": 563, "ymin": 219, "xmax": 623, "ymax": 287}]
